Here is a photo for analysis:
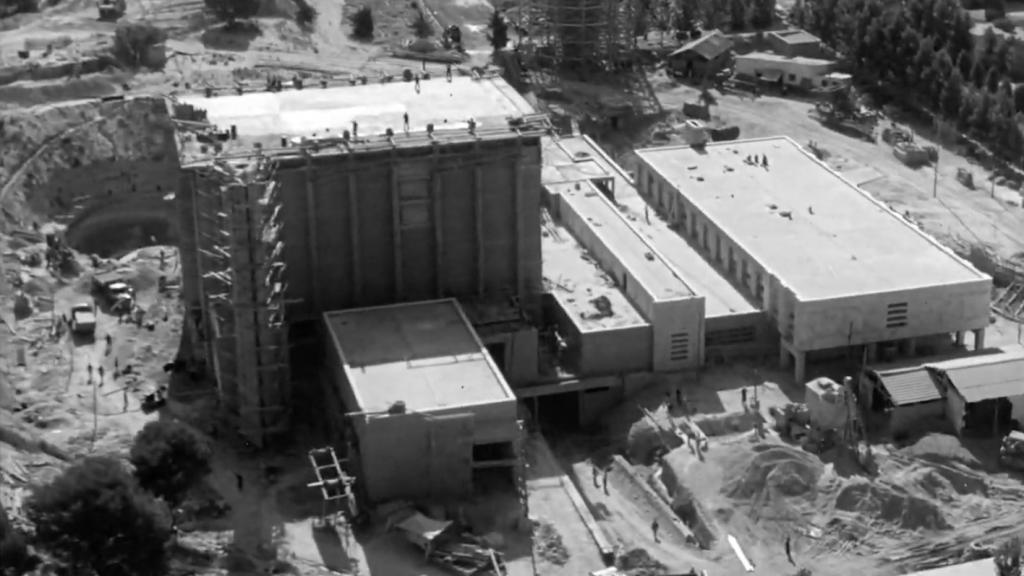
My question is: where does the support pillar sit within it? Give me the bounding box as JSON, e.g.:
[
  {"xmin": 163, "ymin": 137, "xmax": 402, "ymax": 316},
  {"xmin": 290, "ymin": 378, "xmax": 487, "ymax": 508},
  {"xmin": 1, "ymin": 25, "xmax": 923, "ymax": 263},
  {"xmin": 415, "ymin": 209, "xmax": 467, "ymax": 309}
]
[
  {"xmin": 793, "ymin": 350, "xmax": 807, "ymax": 384},
  {"xmin": 955, "ymin": 331, "xmax": 965, "ymax": 347},
  {"xmin": 779, "ymin": 343, "xmax": 791, "ymax": 369},
  {"xmin": 973, "ymin": 328, "xmax": 986, "ymax": 351},
  {"xmin": 905, "ymin": 337, "xmax": 917, "ymax": 357},
  {"xmin": 866, "ymin": 342, "xmax": 878, "ymax": 363}
]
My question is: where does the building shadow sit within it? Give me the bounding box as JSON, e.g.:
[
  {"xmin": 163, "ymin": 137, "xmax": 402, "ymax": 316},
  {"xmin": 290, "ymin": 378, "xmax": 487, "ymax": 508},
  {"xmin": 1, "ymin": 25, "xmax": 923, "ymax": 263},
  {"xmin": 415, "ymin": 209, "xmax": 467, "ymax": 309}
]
[{"xmin": 311, "ymin": 522, "xmax": 353, "ymax": 573}]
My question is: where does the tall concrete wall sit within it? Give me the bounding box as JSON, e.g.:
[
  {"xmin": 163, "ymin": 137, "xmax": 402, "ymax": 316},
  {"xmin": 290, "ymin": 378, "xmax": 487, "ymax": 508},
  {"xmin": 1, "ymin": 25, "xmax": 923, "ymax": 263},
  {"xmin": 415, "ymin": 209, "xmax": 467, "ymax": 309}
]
[
  {"xmin": 273, "ymin": 137, "xmax": 543, "ymax": 319},
  {"xmin": 581, "ymin": 325, "xmax": 652, "ymax": 375},
  {"xmin": 704, "ymin": 311, "xmax": 777, "ymax": 360},
  {"xmin": 792, "ymin": 279, "xmax": 991, "ymax": 352}
]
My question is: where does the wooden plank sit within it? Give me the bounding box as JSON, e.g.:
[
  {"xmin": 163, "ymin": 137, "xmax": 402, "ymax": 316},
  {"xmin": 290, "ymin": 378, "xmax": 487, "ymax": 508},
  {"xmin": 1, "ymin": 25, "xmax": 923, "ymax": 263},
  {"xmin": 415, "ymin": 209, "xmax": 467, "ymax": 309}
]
[{"xmin": 727, "ymin": 534, "xmax": 754, "ymax": 572}]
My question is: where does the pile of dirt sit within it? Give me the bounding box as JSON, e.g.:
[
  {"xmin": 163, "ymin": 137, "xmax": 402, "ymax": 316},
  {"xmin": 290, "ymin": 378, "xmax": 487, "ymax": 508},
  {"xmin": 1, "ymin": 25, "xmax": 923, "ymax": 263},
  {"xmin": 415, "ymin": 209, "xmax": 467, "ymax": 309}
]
[
  {"xmin": 626, "ymin": 410, "xmax": 681, "ymax": 464},
  {"xmin": 898, "ymin": 433, "xmax": 981, "ymax": 468},
  {"xmin": 724, "ymin": 444, "xmax": 824, "ymax": 502},
  {"xmin": 834, "ymin": 481, "xmax": 951, "ymax": 531},
  {"xmin": 533, "ymin": 521, "xmax": 569, "ymax": 566},
  {"xmin": 615, "ymin": 547, "xmax": 668, "ymax": 576},
  {"xmin": 906, "ymin": 464, "xmax": 989, "ymax": 502}
]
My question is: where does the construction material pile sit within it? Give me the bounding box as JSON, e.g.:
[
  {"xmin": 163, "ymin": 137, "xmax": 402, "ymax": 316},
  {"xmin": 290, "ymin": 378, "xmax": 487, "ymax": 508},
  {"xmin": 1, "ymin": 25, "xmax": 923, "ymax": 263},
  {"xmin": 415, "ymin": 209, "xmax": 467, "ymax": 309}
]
[
  {"xmin": 834, "ymin": 480, "xmax": 950, "ymax": 531},
  {"xmin": 1000, "ymin": 431, "xmax": 1024, "ymax": 471},
  {"xmin": 723, "ymin": 444, "xmax": 824, "ymax": 522},
  {"xmin": 385, "ymin": 503, "xmax": 507, "ymax": 576}
]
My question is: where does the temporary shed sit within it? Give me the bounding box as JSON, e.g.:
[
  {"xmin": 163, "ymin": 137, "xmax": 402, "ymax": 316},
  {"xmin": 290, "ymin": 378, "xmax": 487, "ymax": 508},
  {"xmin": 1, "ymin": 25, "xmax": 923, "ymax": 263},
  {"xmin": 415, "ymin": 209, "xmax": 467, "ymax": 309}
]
[
  {"xmin": 930, "ymin": 348, "xmax": 1024, "ymax": 435},
  {"xmin": 734, "ymin": 52, "xmax": 836, "ymax": 89},
  {"xmin": 860, "ymin": 364, "xmax": 945, "ymax": 436},
  {"xmin": 667, "ymin": 31, "xmax": 734, "ymax": 80}
]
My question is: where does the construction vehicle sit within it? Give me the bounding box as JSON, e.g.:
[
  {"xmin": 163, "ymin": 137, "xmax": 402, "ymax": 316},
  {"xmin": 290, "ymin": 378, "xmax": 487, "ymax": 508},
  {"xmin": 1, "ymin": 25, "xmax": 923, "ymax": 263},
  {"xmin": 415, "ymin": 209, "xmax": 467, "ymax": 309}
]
[
  {"xmin": 92, "ymin": 270, "xmax": 135, "ymax": 312},
  {"xmin": 812, "ymin": 86, "xmax": 876, "ymax": 142},
  {"xmin": 1000, "ymin": 431, "xmax": 1024, "ymax": 471},
  {"xmin": 882, "ymin": 123, "xmax": 913, "ymax": 145},
  {"xmin": 956, "ymin": 167, "xmax": 975, "ymax": 189},
  {"xmin": 893, "ymin": 141, "xmax": 930, "ymax": 167},
  {"xmin": 70, "ymin": 302, "xmax": 97, "ymax": 336},
  {"xmin": 97, "ymin": 0, "xmax": 126, "ymax": 20}
]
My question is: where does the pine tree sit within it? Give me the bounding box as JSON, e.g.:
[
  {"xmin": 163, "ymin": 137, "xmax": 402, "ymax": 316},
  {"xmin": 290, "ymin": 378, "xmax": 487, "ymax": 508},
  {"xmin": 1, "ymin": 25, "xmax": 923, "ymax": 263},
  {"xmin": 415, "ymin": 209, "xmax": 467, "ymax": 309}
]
[
  {"xmin": 955, "ymin": 51, "xmax": 972, "ymax": 78},
  {"xmin": 958, "ymin": 92, "xmax": 977, "ymax": 130},
  {"xmin": 970, "ymin": 57, "xmax": 988, "ymax": 89},
  {"xmin": 941, "ymin": 68, "xmax": 964, "ymax": 118},
  {"xmin": 970, "ymin": 91, "xmax": 994, "ymax": 136},
  {"xmin": 1014, "ymin": 84, "xmax": 1024, "ymax": 114},
  {"xmin": 985, "ymin": 67, "xmax": 1001, "ymax": 93}
]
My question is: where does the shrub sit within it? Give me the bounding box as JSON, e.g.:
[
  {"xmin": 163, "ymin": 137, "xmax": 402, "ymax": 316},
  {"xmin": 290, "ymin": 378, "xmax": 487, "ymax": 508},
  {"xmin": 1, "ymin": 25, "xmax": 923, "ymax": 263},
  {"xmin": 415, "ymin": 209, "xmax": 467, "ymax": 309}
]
[
  {"xmin": 113, "ymin": 21, "xmax": 167, "ymax": 67},
  {"xmin": 295, "ymin": 0, "xmax": 316, "ymax": 27},
  {"xmin": 205, "ymin": 0, "xmax": 259, "ymax": 25},
  {"xmin": 26, "ymin": 457, "xmax": 172, "ymax": 576},
  {"xmin": 992, "ymin": 17, "xmax": 1016, "ymax": 34},
  {"xmin": 410, "ymin": 7, "xmax": 432, "ymax": 38},
  {"xmin": 486, "ymin": 9, "xmax": 508, "ymax": 51},
  {"xmin": 0, "ymin": 505, "xmax": 38, "ymax": 576},
  {"xmin": 130, "ymin": 420, "xmax": 212, "ymax": 509},
  {"xmin": 349, "ymin": 5, "xmax": 374, "ymax": 40}
]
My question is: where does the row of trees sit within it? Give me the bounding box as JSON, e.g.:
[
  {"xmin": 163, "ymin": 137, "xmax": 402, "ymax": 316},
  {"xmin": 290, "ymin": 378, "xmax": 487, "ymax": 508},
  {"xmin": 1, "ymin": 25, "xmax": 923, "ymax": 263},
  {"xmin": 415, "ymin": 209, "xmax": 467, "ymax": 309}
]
[
  {"xmin": 791, "ymin": 0, "xmax": 1024, "ymax": 161},
  {"xmin": 12, "ymin": 420, "xmax": 213, "ymax": 576},
  {"xmin": 634, "ymin": 0, "xmax": 778, "ymax": 40}
]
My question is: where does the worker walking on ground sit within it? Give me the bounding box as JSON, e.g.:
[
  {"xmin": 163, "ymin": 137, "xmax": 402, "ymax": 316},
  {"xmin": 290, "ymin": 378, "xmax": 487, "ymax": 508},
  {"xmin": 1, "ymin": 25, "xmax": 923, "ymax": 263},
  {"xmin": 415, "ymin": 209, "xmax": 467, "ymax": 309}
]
[
  {"xmin": 651, "ymin": 519, "xmax": 660, "ymax": 543},
  {"xmin": 235, "ymin": 473, "xmax": 244, "ymax": 493},
  {"xmin": 785, "ymin": 535, "xmax": 794, "ymax": 564},
  {"xmin": 602, "ymin": 469, "xmax": 609, "ymax": 495},
  {"xmin": 446, "ymin": 63, "xmax": 452, "ymax": 82},
  {"xmin": 592, "ymin": 463, "xmax": 600, "ymax": 488},
  {"xmin": 98, "ymin": 366, "xmax": 104, "ymax": 387},
  {"xmin": 403, "ymin": 112, "xmax": 410, "ymax": 133},
  {"xmin": 741, "ymin": 387, "xmax": 748, "ymax": 410},
  {"xmin": 123, "ymin": 388, "xmax": 129, "ymax": 413},
  {"xmin": 675, "ymin": 386, "xmax": 682, "ymax": 408}
]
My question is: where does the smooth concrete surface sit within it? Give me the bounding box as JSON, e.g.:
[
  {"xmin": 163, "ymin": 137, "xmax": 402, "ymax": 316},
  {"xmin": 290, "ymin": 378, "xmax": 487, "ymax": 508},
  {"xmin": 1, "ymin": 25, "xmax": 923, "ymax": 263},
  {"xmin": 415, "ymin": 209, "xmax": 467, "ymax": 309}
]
[
  {"xmin": 635, "ymin": 137, "xmax": 989, "ymax": 300},
  {"xmin": 324, "ymin": 299, "xmax": 514, "ymax": 413},
  {"xmin": 178, "ymin": 76, "xmax": 536, "ymax": 140}
]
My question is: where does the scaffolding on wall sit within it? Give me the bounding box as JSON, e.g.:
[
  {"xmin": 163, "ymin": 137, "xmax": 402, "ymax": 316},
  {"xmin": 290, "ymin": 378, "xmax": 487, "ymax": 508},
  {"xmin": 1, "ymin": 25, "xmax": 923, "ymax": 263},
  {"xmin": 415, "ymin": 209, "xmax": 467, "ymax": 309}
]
[
  {"xmin": 194, "ymin": 158, "xmax": 292, "ymax": 448},
  {"xmin": 516, "ymin": 0, "xmax": 637, "ymax": 74}
]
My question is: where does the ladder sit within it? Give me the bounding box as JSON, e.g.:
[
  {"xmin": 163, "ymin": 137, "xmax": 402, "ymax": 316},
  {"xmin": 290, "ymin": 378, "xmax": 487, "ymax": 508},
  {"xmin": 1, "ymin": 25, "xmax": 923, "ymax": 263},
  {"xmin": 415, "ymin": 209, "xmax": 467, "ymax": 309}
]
[{"xmin": 307, "ymin": 447, "xmax": 356, "ymax": 525}]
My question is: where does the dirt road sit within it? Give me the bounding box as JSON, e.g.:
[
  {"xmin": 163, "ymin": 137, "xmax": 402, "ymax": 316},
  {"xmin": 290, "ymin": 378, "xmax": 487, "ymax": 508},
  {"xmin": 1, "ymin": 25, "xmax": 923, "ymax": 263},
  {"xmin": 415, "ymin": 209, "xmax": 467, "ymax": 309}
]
[{"xmin": 653, "ymin": 78, "xmax": 1024, "ymax": 270}]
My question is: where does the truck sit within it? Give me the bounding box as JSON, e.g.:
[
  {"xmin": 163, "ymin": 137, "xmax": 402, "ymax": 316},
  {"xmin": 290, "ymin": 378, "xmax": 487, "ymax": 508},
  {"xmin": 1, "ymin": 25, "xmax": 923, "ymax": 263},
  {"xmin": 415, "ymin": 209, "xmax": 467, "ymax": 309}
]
[
  {"xmin": 92, "ymin": 271, "xmax": 135, "ymax": 312},
  {"xmin": 70, "ymin": 303, "xmax": 97, "ymax": 336}
]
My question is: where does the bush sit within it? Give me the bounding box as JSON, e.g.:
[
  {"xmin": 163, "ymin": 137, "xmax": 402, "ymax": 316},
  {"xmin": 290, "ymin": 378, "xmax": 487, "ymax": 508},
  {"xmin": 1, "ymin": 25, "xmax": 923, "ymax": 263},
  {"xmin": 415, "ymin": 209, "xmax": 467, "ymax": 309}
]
[
  {"xmin": 992, "ymin": 17, "xmax": 1016, "ymax": 34},
  {"xmin": 113, "ymin": 21, "xmax": 167, "ymax": 67},
  {"xmin": 26, "ymin": 457, "xmax": 172, "ymax": 576},
  {"xmin": 295, "ymin": 0, "xmax": 316, "ymax": 27},
  {"xmin": 410, "ymin": 7, "xmax": 432, "ymax": 38},
  {"xmin": 486, "ymin": 9, "xmax": 508, "ymax": 51},
  {"xmin": 0, "ymin": 505, "xmax": 38, "ymax": 576},
  {"xmin": 349, "ymin": 5, "xmax": 374, "ymax": 39},
  {"xmin": 130, "ymin": 420, "xmax": 212, "ymax": 509},
  {"xmin": 205, "ymin": 0, "xmax": 259, "ymax": 25}
]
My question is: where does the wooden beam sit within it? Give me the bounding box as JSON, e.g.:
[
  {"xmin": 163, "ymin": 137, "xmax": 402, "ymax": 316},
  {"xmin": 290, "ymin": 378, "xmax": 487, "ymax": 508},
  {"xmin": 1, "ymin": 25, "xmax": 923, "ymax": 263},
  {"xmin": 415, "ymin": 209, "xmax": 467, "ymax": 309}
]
[
  {"xmin": 390, "ymin": 153, "xmax": 403, "ymax": 300},
  {"xmin": 432, "ymin": 149, "xmax": 444, "ymax": 298},
  {"xmin": 304, "ymin": 154, "xmax": 321, "ymax": 311},
  {"xmin": 474, "ymin": 142, "xmax": 485, "ymax": 296},
  {"xmin": 347, "ymin": 159, "xmax": 362, "ymax": 304}
]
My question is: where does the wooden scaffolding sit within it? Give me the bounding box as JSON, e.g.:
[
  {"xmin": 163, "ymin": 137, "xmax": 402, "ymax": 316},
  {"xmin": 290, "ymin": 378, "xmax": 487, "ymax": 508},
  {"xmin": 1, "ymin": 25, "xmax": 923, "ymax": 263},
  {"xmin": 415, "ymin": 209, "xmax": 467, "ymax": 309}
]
[
  {"xmin": 195, "ymin": 158, "xmax": 292, "ymax": 448},
  {"xmin": 516, "ymin": 0, "xmax": 637, "ymax": 73}
]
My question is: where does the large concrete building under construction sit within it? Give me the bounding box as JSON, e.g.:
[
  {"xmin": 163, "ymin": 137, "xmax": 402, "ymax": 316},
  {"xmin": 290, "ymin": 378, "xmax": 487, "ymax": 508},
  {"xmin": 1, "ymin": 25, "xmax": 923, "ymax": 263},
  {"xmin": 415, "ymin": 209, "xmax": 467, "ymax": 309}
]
[
  {"xmin": 171, "ymin": 76, "xmax": 548, "ymax": 447},
  {"xmin": 632, "ymin": 137, "xmax": 993, "ymax": 382}
]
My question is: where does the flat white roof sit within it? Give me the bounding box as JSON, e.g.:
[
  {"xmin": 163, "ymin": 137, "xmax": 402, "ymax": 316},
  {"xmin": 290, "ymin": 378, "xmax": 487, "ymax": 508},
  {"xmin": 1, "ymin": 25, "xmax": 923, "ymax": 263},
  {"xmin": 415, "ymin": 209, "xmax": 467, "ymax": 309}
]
[
  {"xmin": 542, "ymin": 210, "xmax": 648, "ymax": 331},
  {"xmin": 635, "ymin": 137, "xmax": 987, "ymax": 301},
  {"xmin": 736, "ymin": 52, "xmax": 834, "ymax": 66},
  {"xmin": 546, "ymin": 136, "xmax": 753, "ymax": 315},
  {"xmin": 324, "ymin": 299, "xmax": 514, "ymax": 413},
  {"xmin": 178, "ymin": 76, "xmax": 535, "ymax": 139}
]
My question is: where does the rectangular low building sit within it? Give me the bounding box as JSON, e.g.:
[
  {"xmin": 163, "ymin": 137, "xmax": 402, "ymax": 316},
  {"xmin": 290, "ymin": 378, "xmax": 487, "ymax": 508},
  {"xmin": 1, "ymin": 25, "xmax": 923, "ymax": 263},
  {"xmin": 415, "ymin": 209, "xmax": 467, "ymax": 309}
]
[
  {"xmin": 323, "ymin": 299, "xmax": 520, "ymax": 503},
  {"xmin": 734, "ymin": 52, "xmax": 836, "ymax": 89},
  {"xmin": 930, "ymin": 347, "xmax": 1024, "ymax": 436},
  {"xmin": 634, "ymin": 137, "xmax": 992, "ymax": 382},
  {"xmin": 542, "ymin": 209, "xmax": 651, "ymax": 376},
  {"xmin": 766, "ymin": 29, "xmax": 825, "ymax": 59},
  {"xmin": 543, "ymin": 137, "xmax": 705, "ymax": 371}
]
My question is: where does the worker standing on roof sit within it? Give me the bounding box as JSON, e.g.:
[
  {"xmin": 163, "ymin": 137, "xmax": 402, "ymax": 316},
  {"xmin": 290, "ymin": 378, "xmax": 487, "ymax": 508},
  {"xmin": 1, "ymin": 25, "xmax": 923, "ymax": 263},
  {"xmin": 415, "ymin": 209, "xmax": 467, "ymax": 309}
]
[{"xmin": 651, "ymin": 519, "xmax": 660, "ymax": 543}]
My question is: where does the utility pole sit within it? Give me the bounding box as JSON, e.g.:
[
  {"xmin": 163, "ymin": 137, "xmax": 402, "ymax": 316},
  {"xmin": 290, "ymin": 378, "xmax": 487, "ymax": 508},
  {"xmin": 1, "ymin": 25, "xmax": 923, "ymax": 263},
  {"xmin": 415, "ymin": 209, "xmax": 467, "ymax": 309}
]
[{"xmin": 932, "ymin": 115, "xmax": 939, "ymax": 198}]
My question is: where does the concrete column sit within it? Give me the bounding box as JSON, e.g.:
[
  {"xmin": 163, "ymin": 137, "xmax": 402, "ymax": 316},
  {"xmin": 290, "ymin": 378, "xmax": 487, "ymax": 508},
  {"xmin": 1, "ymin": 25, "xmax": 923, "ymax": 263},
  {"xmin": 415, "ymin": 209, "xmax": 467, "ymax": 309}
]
[
  {"xmin": 793, "ymin": 350, "xmax": 807, "ymax": 384},
  {"xmin": 866, "ymin": 342, "xmax": 878, "ymax": 363},
  {"xmin": 779, "ymin": 343, "xmax": 791, "ymax": 369},
  {"xmin": 973, "ymin": 328, "xmax": 986, "ymax": 351},
  {"xmin": 906, "ymin": 337, "xmax": 917, "ymax": 357},
  {"xmin": 955, "ymin": 331, "xmax": 965, "ymax": 347}
]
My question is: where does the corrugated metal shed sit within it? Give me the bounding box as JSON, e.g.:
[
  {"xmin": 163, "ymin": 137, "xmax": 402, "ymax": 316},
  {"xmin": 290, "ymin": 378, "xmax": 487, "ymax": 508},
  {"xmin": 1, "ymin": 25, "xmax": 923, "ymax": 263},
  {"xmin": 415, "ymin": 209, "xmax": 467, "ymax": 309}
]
[
  {"xmin": 874, "ymin": 367, "xmax": 942, "ymax": 405},
  {"xmin": 932, "ymin": 353, "xmax": 1024, "ymax": 403},
  {"xmin": 669, "ymin": 31, "xmax": 734, "ymax": 61}
]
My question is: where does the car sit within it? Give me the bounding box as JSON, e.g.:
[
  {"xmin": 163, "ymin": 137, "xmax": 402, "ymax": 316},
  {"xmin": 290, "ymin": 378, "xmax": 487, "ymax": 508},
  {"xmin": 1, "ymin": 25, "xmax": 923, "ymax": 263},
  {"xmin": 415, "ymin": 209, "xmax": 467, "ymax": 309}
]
[{"xmin": 70, "ymin": 303, "xmax": 96, "ymax": 336}]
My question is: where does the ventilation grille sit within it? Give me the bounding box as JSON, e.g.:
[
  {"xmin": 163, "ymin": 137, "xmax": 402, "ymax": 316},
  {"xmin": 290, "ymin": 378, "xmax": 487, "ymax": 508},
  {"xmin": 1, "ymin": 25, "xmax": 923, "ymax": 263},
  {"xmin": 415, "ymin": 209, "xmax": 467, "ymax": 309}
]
[
  {"xmin": 670, "ymin": 332, "xmax": 690, "ymax": 361},
  {"xmin": 886, "ymin": 302, "xmax": 908, "ymax": 328},
  {"xmin": 706, "ymin": 326, "xmax": 756, "ymax": 347}
]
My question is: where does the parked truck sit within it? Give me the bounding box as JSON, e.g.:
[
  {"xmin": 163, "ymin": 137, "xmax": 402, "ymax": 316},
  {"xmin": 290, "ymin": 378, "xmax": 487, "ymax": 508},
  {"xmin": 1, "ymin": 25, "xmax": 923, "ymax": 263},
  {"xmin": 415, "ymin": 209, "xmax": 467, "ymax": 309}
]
[{"xmin": 70, "ymin": 303, "xmax": 97, "ymax": 336}]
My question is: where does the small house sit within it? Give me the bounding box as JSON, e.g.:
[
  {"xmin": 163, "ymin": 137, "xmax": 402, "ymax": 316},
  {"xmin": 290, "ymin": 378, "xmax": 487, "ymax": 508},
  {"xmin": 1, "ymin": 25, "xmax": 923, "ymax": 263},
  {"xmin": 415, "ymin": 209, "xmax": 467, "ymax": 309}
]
[
  {"xmin": 734, "ymin": 52, "xmax": 836, "ymax": 90},
  {"xmin": 667, "ymin": 31, "xmax": 734, "ymax": 81},
  {"xmin": 767, "ymin": 29, "xmax": 825, "ymax": 59}
]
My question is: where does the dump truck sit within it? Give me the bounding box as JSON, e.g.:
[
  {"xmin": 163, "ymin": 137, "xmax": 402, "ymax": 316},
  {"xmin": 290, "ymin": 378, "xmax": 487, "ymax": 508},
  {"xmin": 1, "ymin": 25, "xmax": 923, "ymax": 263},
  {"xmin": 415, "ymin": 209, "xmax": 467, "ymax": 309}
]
[
  {"xmin": 70, "ymin": 302, "xmax": 97, "ymax": 336},
  {"xmin": 97, "ymin": 0, "xmax": 125, "ymax": 20}
]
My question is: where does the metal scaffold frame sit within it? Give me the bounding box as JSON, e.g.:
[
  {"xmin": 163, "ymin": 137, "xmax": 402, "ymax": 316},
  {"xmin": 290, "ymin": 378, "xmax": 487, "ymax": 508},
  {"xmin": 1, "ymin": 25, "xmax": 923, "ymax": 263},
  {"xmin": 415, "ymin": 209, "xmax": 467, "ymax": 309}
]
[
  {"xmin": 195, "ymin": 158, "xmax": 293, "ymax": 448},
  {"xmin": 515, "ymin": 0, "xmax": 637, "ymax": 74}
]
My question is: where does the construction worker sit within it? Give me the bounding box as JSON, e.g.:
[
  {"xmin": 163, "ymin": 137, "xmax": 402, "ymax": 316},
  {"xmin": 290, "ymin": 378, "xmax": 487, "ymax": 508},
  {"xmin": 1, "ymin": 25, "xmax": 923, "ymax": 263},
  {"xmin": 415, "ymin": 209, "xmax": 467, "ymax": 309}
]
[
  {"xmin": 414, "ymin": 73, "xmax": 421, "ymax": 93},
  {"xmin": 785, "ymin": 535, "xmax": 794, "ymax": 564},
  {"xmin": 651, "ymin": 519, "xmax": 660, "ymax": 543},
  {"xmin": 235, "ymin": 473, "xmax": 244, "ymax": 493},
  {"xmin": 675, "ymin": 386, "xmax": 682, "ymax": 408},
  {"xmin": 592, "ymin": 463, "xmax": 600, "ymax": 488},
  {"xmin": 123, "ymin": 387, "xmax": 129, "ymax": 413},
  {"xmin": 403, "ymin": 112, "xmax": 410, "ymax": 132},
  {"xmin": 445, "ymin": 63, "xmax": 452, "ymax": 82},
  {"xmin": 602, "ymin": 469, "xmax": 609, "ymax": 495},
  {"xmin": 741, "ymin": 387, "xmax": 748, "ymax": 409},
  {"xmin": 98, "ymin": 366, "xmax": 104, "ymax": 386}
]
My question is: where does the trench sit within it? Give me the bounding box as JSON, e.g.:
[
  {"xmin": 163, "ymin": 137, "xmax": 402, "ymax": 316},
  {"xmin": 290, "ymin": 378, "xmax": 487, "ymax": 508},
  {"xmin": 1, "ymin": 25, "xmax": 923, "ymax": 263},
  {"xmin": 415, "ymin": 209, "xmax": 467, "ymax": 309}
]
[
  {"xmin": 656, "ymin": 461, "xmax": 718, "ymax": 550},
  {"xmin": 64, "ymin": 198, "xmax": 178, "ymax": 258}
]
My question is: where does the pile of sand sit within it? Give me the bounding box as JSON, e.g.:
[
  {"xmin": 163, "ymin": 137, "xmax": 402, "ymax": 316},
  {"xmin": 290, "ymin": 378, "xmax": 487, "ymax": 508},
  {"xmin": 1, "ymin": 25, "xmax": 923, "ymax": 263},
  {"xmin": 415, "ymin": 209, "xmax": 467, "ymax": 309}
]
[
  {"xmin": 906, "ymin": 464, "xmax": 989, "ymax": 502},
  {"xmin": 898, "ymin": 433, "xmax": 980, "ymax": 468},
  {"xmin": 724, "ymin": 444, "xmax": 824, "ymax": 502},
  {"xmin": 615, "ymin": 548, "xmax": 668, "ymax": 576},
  {"xmin": 834, "ymin": 481, "xmax": 950, "ymax": 531}
]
